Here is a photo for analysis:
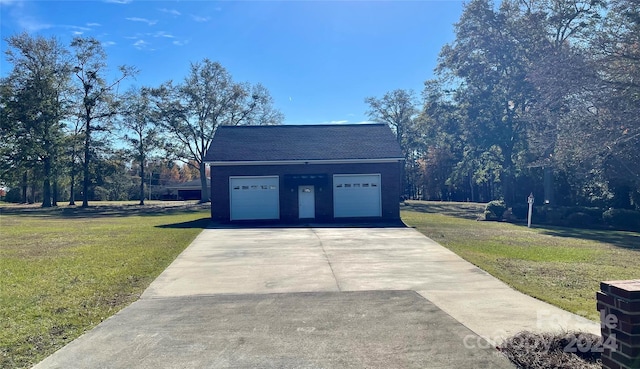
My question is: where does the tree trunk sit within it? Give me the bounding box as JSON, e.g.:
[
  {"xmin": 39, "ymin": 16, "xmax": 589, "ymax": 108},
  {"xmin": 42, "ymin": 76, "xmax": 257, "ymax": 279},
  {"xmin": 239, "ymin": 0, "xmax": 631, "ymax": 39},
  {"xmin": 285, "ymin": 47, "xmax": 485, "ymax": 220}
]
[
  {"xmin": 139, "ymin": 159, "xmax": 145, "ymax": 206},
  {"xmin": 42, "ymin": 156, "xmax": 52, "ymax": 207},
  {"xmin": 30, "ymin": 169, "xmax": 36, "ymax": 204},
  {"xmin": 69, "ymin": 166, "xmax": 76, "ymax": 206},
  {"xmin": 82, "ymin": 121, "xmax": 90, "ymax": 208},
  {"xmin": 469, "ymin": 173, "xmax": 475, "ymax": 202},
  {"xmin": 52, "ymin": 179, "xmax": 58, "ymax": 206},
  {"xmin": 501, "ymin": 143, "xmax": 516, "ymax": 206},
  {"xmin": 22, "ymin": 170, "xmax": 28, "ymax": 204},
  {"xmin": 502, "ymin": 170, "xmax": 516, "ymax": 206},
  {"xmin": 199, "ymin": 161, "xmax": 208, "ymax": 203}
]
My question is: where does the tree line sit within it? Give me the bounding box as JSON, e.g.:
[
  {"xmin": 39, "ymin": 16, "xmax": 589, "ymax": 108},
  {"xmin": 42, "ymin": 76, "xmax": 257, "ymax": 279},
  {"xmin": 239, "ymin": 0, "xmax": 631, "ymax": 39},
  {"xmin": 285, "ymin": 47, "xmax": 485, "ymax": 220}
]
[
  {"xmin": 3, "ymin": 0, "xmax": 638, "ymax": 211},
  {"xmin": 366, "ymin": 0, "xmax": 639, "ymax": 210},
  {"xmin": 1, "ymin": 33, "xmax": 283, "ymax": 207}
]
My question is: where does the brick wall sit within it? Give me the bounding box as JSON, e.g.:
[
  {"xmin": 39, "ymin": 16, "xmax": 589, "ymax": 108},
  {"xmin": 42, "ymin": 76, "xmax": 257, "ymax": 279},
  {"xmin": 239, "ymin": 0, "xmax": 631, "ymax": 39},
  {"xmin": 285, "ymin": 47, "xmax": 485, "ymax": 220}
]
[
  {"xmin": 209, "ymin": 162, "xmax": 402, "ymax": 222},
  {"xmin": 598, "ymin": 280, "xmax": 640, "ymax": 369}
]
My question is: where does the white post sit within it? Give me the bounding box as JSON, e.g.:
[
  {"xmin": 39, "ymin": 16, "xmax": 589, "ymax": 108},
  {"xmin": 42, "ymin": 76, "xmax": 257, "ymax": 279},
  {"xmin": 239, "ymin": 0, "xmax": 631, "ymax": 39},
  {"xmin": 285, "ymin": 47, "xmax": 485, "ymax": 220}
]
[{"xmin": 527, "ymin": 193, "xmax": 534, "ymax": 228}]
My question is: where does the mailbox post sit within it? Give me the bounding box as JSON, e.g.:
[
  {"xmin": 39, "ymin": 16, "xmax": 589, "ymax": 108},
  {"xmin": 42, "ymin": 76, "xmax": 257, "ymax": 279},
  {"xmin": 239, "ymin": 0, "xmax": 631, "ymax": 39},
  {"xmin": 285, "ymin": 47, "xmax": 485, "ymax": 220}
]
[{"xmin": 527, "ymin": 193, "xmax": 534, "ymax": 228}]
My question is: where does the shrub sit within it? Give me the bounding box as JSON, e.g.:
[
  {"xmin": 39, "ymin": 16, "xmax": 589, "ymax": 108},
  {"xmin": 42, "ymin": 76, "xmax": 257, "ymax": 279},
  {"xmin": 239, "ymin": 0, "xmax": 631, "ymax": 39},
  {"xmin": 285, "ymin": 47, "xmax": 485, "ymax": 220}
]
[
  {"xmin": 485, "ymin": 200, "xmax": 507, "ymax": 221},
  {"xmin": 511, "ymin": 204, "xmax": 529, "ymax": 220},
  {"xmin": 602, "ymin": 208, "xmax": 640, "ymax": 231},
  {"xmin": 538, "ymin": 206, "xmax": 566, "ymax": 225},
  {"xmin": 533, "ymin": 206, "xmax": 604, "ymax": 228},
  {"xmin": 566, "ymin": 212, "xmax": 596, "ymax": 228},
  {"xmin": 4, "ymin": 188, "xmax": 23, "ymax": 203}
]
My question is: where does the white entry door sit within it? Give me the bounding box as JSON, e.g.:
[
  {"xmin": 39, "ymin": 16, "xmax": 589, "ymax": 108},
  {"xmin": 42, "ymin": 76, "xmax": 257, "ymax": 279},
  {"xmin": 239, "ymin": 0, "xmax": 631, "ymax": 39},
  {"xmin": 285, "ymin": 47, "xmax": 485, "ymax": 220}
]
[
  {"xmin": 333, "ymin": 174, "xmax": 382, "ymax": 218},
  {"xmin": 229, "ymin": 176, "xmax": 279, "ymax": 220},
  {"xmin": 298, "ymin": 185, "xmax": 315, "ymax": 219}
]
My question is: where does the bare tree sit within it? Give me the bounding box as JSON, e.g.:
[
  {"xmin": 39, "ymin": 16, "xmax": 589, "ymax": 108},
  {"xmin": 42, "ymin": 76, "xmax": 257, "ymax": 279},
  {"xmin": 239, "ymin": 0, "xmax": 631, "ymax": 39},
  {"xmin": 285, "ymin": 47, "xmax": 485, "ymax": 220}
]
[
  {"xmin": 70, "ymin": 37, "xmax": 136, "ymax": 207},
  {"xmin": 119, "ymin": 87, "xmax": 161, "ymax": 205},
  {"xmin": 365, "ymin": 89, "xmax": 420, "ymax": 197},
  {"xmin": 152, "ymin": 59, "xmax": 283, "ymax": 202}
]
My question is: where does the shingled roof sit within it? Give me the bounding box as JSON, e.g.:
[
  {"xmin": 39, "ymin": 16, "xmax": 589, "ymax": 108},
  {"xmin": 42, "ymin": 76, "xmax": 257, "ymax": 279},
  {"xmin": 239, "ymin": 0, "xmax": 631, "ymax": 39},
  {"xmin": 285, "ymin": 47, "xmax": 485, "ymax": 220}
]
[{"xmin": 204, "ymin": 124, "xmax": 404, "ymax": 163}]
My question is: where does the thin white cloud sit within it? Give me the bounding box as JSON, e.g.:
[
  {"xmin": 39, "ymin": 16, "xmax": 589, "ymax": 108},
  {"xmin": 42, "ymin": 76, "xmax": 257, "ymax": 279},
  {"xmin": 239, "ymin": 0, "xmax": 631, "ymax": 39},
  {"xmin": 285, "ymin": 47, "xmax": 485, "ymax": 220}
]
[
  {"xmin": 68, "ymin": 25, "xmax": 91, "ymax": 31},
  {"xmin": 1, "ymin": 0, "xmax": 52, "ymax": 32},
  {"xmin": 87, "ymin": 22, "xmax": 102, "ymax": 27},
  {"xmin": 313, "ymin": 120, "xmax": 350, "ymax": 125},
  {"xmin": 126, "ymin": 17, "xmax": 157, "ymax": 26},
  {"xmin": 18, "ymin": 17, "xmax": 52, "ymax": 32},
  {"xmin": 133, "ymin": 39, "xmax": 148, "ymax": 48},
  {"xmin": 159, "ymin": 8, "xmax": 180, "ymax": 16},
  {"xmin": 173, "ymin": 40, "xmax": 189, "ymax": 46},
  {"xmin": 149, "ymin": 31, "xmax": 174, "ymax": 38},
  {"xmin": 190, "ymin": 15, "xmax": 210, "ymax": 22},
  {"xmin": 3, "ymin": 1, "xmax": 98, "ymax": 34},
  {"xmin": 102, "ymin": 41, "xmax": 116, "ymax": 47},
  {"xmin": 132, "ymin": 39, "xmax": 154, "ymax": 51},
  {"xmin": 104, "ymin": 0, "xmax": 132, "ymax": 4}
]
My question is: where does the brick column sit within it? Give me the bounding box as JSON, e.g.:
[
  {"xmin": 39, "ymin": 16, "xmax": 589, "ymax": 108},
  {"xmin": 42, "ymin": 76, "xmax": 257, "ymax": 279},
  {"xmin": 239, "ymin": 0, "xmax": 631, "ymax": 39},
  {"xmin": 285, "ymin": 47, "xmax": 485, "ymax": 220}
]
[{"xmin": 597, "ymin": 280, "xmax": 640, "ymax": 369}]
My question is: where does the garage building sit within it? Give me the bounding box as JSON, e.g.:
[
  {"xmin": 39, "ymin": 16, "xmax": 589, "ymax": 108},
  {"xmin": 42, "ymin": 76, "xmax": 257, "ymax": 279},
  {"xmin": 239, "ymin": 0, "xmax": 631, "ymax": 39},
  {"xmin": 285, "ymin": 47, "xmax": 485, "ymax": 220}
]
[{"xmin": 204, "ymin": 124, "xmax": 404, "ymax": 222}]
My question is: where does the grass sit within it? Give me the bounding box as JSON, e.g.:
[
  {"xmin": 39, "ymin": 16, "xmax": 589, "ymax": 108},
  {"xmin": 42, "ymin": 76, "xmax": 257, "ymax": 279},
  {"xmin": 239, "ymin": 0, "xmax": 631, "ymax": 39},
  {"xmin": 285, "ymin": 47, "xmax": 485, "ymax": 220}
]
[
  {"xmin": 0, "ymin": 201, "xmax": 211, "ymax": 369},
  {"xmin": 2, "ymin": 199, "xmax": 638, "ymax": 368},
  {"xmin": 401, "ymin": 201, "xmax": 640, "ymax": 321}
]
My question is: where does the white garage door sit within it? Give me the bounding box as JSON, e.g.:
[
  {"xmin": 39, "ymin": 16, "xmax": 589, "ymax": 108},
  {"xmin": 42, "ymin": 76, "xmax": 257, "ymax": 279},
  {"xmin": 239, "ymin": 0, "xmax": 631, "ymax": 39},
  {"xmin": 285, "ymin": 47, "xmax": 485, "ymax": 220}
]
[
  {"xmin": 230, "ymin": 176, "xmax": 279, "ymax": 220},
  {"xmin": 333, "ymin": 174, "xmax": 382, "ymax": 218}
]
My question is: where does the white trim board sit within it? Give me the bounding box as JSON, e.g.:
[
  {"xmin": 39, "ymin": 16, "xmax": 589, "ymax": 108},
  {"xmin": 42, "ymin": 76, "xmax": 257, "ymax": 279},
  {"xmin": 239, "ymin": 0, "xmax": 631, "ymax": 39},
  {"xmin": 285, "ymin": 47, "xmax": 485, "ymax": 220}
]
[{"xmin": 208, "ymin": 158, "xmax": 404, "ymax": 166}]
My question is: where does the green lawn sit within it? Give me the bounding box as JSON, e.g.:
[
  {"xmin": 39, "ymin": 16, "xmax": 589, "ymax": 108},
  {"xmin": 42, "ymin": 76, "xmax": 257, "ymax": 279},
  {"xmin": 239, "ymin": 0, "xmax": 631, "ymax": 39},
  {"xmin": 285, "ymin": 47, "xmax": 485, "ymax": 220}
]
[
  {"xmin": 0, "ymin": 202, "xmax": 210, "ymax": 369},
  {"xmin": 402, "ymin": 201, "xmax": 640, "ymax": 322}
]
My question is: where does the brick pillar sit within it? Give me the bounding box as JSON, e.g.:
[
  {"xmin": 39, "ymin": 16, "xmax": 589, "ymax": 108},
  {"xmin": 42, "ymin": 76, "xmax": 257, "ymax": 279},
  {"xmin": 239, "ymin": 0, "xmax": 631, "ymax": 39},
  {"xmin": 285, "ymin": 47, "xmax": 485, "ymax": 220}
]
[{"xmin": 597, "ymin": 280, "xmax": 640, "ymax": 369}]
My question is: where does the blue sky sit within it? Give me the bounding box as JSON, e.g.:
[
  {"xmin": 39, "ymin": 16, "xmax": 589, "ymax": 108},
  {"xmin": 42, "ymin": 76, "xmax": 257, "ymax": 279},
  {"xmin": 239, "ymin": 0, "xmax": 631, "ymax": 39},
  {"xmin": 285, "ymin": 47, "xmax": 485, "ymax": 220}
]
[{"xmin": 1, "ymin": 0, "xmax": 464, "ymax": 125}]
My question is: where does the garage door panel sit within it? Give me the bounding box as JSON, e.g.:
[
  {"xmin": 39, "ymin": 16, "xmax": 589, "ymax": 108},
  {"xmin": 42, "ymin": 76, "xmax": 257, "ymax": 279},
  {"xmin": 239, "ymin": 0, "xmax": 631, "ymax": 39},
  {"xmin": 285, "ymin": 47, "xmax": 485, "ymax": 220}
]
[
  {"xmin": 230, "ymin": 176, "xmax": 279, "ymax": 220},
  {"xmin": 333, "ymin": 174, "xmax": 381, "ymax": 218}
]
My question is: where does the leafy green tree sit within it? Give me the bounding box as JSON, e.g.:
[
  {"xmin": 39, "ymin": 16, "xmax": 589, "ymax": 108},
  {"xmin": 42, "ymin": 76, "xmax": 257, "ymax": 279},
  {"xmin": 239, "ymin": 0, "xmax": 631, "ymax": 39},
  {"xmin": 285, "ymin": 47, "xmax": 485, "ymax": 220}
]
[
  {"xmin": 436, "ymin": 0, "xmax": 535, "ymax": 204},
  {"xmin": 431, "ymin": 0, "xmax": 605, "ymax": 205},
  {"xmin": 0, "ymin": 76, "xmax": 24, "ymax": 196},
  {"xmin": 515, "ymin": 0, "xmax": 604, "ymax": 204},
  {"xmin": 419, "ymin": 80, "xmax": 468, "ymax": 200},
  {"xmin": 152, "ymin": 59, "xmax": 283, "ymax": 202},
  {"xmin": 2, "ymin": 33, "xmax": 71, "ymax": 207},
  {"xmin": 590, "ymin": 0, "xmax": 640, "ymax": 205}
]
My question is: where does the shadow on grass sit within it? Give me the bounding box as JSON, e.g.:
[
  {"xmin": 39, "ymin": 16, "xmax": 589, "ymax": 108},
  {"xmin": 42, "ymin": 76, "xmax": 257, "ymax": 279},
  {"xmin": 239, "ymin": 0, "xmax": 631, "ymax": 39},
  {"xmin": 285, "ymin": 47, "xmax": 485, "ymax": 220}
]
[
  {"xmin": 156, "ymin": 218, "xmax": 213, "ymax": 229},
  {"xmin": 401, "ymin": 201, "xmax": 485, "ymax": 220},
  {"xmin": 0, "ymin": 202, "xmax": 210, "ymax": 219},
  {"xmin": 402, "ymin": 200, "xmax": 640, "ymax": 251},
  {"xmin": 537, "ymin": 226, "xmax": 640, "ymax": 251}
]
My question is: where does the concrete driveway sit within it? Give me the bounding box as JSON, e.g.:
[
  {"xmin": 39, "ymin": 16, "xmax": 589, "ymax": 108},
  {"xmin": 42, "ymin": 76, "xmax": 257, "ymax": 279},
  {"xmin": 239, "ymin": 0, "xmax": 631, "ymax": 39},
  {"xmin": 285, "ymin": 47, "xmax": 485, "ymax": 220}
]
[{"xmin": 33, "ymin": 226, "xmax": 599, "ymax": 368}]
